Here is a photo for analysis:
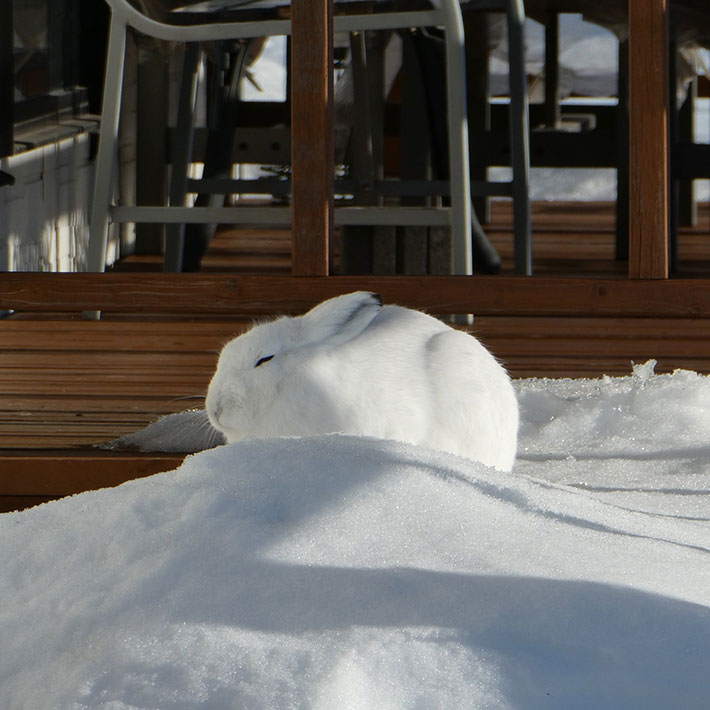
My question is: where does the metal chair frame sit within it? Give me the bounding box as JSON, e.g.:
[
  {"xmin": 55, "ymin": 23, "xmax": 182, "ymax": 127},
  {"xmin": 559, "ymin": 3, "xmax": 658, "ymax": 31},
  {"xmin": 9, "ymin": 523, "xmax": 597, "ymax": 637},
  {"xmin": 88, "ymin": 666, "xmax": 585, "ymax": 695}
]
[{"xmin": 88, "ymin": 0, "xmax": 531, "ymax": 276}]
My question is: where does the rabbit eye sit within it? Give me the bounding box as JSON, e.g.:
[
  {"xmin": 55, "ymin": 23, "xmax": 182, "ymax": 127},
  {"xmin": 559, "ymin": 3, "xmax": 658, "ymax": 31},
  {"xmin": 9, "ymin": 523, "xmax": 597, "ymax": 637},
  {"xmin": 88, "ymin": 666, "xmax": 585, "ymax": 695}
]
[{"xmin": 254, "ymin": 355, "xmax": 274, "ymax": 368}]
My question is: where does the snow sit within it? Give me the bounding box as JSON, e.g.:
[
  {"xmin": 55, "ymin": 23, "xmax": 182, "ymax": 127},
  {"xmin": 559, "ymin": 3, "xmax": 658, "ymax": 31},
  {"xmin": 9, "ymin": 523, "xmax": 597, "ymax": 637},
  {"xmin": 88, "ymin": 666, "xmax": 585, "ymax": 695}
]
[{"xmin": 2, "ymin": 362, "xmax": 710, "ymax": 709}]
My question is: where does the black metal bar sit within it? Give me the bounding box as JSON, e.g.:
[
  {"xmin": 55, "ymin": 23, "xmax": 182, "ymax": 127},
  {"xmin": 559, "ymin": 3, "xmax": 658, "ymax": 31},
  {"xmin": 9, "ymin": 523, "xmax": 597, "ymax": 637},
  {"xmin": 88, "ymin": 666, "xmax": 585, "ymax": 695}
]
[
  {"xmin": 47, "ymin": 0, "xmax": 64, "ymax": 91},
  {"xmin": 615, "ymin": 38, "xmax": 629, "ymax": 261},
  {"xmin": 0, "ymin": 0, "xmax": 13, "ymax": 157},
  {"xmin": 544, "ymin": 10, "xmax": 560, "ymax": 128}
]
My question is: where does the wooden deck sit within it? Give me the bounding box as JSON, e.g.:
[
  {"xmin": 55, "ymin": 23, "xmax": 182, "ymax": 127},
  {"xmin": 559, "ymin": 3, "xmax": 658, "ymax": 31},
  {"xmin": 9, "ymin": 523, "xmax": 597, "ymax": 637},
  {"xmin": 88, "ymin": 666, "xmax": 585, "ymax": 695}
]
[{"xmin": 2, "ymin": 200, "xmax": 710, "ymax": 512}]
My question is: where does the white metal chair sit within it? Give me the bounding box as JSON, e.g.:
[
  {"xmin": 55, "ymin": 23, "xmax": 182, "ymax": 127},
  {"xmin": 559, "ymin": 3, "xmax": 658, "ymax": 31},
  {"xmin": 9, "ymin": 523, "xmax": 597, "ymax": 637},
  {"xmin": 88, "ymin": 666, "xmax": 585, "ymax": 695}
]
[{"xmin": 88, "ymin": 0, "xmax": 529, "ymax": 276}]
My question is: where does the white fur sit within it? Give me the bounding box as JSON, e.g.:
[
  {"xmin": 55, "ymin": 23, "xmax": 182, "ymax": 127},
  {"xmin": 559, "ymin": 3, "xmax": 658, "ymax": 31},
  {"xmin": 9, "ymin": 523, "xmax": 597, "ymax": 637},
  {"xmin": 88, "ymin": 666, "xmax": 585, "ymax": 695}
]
[{"xmin": 206, "ymin": 292, "xmax": 519, "ymax": 471}]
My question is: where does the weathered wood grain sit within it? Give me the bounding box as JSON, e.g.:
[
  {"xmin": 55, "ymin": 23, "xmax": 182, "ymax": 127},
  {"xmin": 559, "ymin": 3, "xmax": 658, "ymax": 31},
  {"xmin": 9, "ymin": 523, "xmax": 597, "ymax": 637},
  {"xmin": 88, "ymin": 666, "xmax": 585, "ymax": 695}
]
[
  {"xmin": 290, "ymin": 0, "xmax": 333, "ymax": 275},
  {"xmin": 628, "ymin": 0, "xmax": 670, "ymax": 278},
  {"xmin": 4, "ymin": 273, "xmax": 710, "ymax": 317},
  {"xmin": 0, "ymin": 451, "xmax": 185, "ymax": 495}
]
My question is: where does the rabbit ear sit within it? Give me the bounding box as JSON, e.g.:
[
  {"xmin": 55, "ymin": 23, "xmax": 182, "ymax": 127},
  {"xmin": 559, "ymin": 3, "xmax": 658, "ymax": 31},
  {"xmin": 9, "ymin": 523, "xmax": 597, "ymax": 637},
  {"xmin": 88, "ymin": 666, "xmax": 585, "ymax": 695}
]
[{"xmin": 301, "ymin": 292, "xmax": 382, "ymax": 347}]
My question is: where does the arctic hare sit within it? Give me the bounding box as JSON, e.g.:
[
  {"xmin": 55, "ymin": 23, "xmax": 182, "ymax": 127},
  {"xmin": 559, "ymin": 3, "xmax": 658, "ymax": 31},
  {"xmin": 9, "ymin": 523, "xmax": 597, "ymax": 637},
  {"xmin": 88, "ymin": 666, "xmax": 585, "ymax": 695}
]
[{"xmin": 206, "ymin": 292, "xmax": 518, "ymax": 471}]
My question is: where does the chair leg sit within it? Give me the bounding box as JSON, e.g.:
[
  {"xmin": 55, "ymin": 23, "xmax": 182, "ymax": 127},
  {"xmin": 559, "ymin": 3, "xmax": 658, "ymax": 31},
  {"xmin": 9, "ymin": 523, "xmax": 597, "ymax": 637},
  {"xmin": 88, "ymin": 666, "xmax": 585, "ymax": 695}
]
[
  {"xmin": 615, "ymin": 38, "xmax": 629, "ymax": 261},
  {"xmin": 677, "ymin": 78, "xmax": 697, "ymax": 229},
  {"xmin": 164, "ymin": 42, "xmax": 201, "ymax": 273},
  {"xmin": 181, "ymin": 42, "xmax": 250, "ymax": 272},
  {"xmin": 340, "ymin": 31, "xmax": 378, "ymax": 275},
  {"xmin": 87, "ymin": 17, "xmax": 127, "ymax": 274},
  {"xmin": 398, "ymin": 30, "xmax": 434, "ymax": 276},
  {"xmin": 506, "ymin": 0, "xmax": 532, "ymax": 275},
  {"xmin": 442, "ymin": 1, "xmax": 473, "ymax": 275}
]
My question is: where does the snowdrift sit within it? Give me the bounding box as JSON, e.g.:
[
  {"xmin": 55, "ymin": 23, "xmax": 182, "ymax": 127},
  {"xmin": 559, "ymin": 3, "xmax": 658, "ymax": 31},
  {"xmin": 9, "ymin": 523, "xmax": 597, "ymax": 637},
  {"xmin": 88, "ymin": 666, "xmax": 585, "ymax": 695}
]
[{"xmin": 1, "ymin": 364, "xmax": 709, "ymax": 709}]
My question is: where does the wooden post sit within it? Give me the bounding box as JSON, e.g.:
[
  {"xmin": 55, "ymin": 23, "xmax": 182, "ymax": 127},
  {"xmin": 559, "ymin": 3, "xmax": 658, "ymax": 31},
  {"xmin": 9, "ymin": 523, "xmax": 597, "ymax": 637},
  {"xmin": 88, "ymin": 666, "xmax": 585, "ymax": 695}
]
[
  {"xmin": 628, "ymin": 0, "xmax": 669, "ymax": 279},
  {"xmin": 290, "ymin": 0, "xmax": 333, "ymax": 275}
]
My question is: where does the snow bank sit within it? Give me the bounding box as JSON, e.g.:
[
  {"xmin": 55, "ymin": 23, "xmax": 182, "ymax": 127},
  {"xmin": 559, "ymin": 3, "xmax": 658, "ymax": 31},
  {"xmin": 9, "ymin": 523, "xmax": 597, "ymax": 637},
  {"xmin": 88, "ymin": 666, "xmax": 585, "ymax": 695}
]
[
  {"xmin": 1, "ymin": 365, "xmax": 710, "ymax": 708},
  {"xmin": 516, "ymin": 362, "xmax": 710, "ymax": 519}
]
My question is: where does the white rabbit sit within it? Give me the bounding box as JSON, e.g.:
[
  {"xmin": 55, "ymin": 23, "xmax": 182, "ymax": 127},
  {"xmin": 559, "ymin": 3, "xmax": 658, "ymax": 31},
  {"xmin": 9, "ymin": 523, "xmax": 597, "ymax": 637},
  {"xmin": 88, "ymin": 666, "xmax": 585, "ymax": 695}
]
[{"xmin": 206, "ymin": 291, "xmax": 518, "ymax": 471}]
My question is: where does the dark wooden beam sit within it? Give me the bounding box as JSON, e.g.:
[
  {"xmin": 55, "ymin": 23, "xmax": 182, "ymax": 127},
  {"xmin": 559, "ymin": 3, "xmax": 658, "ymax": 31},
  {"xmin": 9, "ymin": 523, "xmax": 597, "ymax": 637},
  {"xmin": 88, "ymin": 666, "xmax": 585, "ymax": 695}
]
[
  {"xmin": 0, "ymin": 450, "xmax": 185, "ymax": 496},
  {"xmin": 3, "ymin": 273, "xmax": 710, "ymax": 318},
  {"xmin": 290, "ymin": 0, "xmax": 333, "ymax": 275},
  {"xmin": 628, "ymin": 0, "xmax": 669, "ymax": 278}
]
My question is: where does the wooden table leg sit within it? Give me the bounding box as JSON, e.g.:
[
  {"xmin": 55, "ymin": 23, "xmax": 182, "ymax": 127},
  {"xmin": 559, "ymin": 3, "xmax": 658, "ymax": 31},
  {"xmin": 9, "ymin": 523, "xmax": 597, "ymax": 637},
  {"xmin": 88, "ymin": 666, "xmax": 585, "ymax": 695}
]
[
  {"xmin": 628, "ymin": 0, "xmax": 669, "ymax": 279},
  {"xmin": 290, "ymin": 0, "xmax": 333, "ymax": 276}
]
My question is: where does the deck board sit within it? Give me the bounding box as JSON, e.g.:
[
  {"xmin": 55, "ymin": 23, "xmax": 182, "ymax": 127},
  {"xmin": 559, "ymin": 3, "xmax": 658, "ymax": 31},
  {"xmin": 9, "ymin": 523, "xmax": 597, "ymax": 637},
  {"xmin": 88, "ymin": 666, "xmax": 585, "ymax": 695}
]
[{"xmin": 2, "ymin": 200, "xmax": 710, "ymax": 511}]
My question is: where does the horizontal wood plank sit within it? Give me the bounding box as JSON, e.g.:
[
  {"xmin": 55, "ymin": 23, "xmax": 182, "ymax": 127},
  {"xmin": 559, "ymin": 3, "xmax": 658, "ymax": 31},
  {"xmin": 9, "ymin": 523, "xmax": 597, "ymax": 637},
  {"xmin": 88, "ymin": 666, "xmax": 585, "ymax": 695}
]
[
  {"xmin": 0, "ymin": 497, "xmax": 62, "ymax": 514},
  {"xmin": 0, "ymin": 451, "xmax": 186, "ymax": 496},
  {"xmin": 4, "ymin": 273, "xmax": 710, "ymax": 317},
  {"xmin": 0, "ymin": 394, "xmax": 204, "ymax": 414},
  {"xmin": 473, "ymin": 316, "xmax": 710, "ymax": 338},
  {"xmin": 0, "ymin": 320, "xmax": 246, "ymax": 351}
]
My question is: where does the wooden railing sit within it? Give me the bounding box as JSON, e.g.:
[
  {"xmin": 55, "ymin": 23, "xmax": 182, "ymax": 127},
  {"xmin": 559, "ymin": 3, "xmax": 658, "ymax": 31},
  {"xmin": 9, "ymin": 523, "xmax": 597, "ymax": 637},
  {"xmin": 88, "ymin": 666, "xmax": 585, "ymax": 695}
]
[
  {"xmin": 1, "ymin": 273, "xmax": 710, "ymax": 318},
  {"xmin": 287, "ymin": 0, "xmax": 675, "ymax": 283},
  {"xmin": 0, "ymin": 0, "xmax": 705, "ymax": 319}
]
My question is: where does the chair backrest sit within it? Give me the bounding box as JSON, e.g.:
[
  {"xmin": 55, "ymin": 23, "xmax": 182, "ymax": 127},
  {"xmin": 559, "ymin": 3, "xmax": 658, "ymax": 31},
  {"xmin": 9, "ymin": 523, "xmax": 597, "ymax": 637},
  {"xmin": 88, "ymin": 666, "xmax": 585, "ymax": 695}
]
[
  {"xmin": 104, "ymin": 0, "xmax": 466, "ymax": 43},
  {"xmin": 128, "ymin": 0, "xmax": 231, "ymax": 21},
  {"xmin": 127, "ymin": 0, "xmax": 172, "ymax": 22},
  {"xmin": 103, "ymin": 0, "xmax": 292, "ymax": 41}
]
